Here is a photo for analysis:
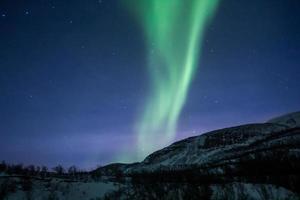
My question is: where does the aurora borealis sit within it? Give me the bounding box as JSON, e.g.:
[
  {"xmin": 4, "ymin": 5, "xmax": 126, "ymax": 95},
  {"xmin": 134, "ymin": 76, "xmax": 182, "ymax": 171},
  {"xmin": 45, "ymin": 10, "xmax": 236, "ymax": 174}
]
[{"xmin": 127, "ymin": 0, "xmax": 220, "ymax": 158}]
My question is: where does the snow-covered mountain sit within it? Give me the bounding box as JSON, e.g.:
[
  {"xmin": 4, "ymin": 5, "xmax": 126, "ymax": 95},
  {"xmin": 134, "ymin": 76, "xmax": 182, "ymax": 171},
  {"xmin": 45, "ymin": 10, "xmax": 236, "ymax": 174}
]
[
  {"xmin": 122, "ymin": 111, "xmax": 300, "ymax": 174},
  {"xmin": 139, "ymin": 123, "xmax": 287, "ymax": 166},
  {"xmin": 100, "ymin": 111, "xmax": 300, "ymax": 199}
]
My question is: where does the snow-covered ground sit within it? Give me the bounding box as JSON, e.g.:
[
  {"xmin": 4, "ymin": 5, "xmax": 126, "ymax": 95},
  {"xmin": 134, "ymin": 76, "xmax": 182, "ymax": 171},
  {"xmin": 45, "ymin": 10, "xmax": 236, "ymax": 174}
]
[
  {"xmin": 211, "ymin": 182, "xmax": 298, "ymax": 200},
  {"xmin": 0, "ymin": 176, "xmax": 118, "ymax": 200},
  {"xmin": 1, "ymin": 176, "xmax": 298, "ymax": 200}
]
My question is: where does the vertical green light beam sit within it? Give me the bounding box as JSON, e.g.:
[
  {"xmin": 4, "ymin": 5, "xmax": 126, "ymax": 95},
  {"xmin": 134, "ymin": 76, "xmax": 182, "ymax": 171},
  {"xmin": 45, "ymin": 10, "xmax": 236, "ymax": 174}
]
[{"xmin": 126, "ymin": 0, "xmax": 220, "ymax": 159}]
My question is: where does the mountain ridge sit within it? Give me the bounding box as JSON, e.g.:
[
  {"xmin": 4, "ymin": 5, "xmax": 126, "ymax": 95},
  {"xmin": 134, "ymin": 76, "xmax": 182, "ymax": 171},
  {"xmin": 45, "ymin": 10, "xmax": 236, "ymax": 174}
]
[{"xmin": 94, "ymin": 111, "xmax": 300, "ymax": 177}]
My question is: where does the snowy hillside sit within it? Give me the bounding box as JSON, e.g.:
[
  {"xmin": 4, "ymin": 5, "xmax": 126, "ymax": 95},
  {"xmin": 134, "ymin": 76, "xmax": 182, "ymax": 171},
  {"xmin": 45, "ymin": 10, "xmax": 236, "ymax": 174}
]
[
  {"xmin": 125, "ymin": 119, "xmax": 299, "ymax": 173},
  {"xmin": 140, "ymin": 123, "xmax": 288, "ymax": 166},
  {"xmin": 267, "ymin": 111, "xmax": 300, "ymax": 128}
]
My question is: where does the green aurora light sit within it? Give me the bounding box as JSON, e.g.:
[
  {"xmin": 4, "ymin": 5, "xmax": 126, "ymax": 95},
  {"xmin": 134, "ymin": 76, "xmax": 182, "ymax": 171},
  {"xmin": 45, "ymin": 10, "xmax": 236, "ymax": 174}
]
[{"xmin": 125, "ymin": 0, "xmax": 220, "ymax": 159}]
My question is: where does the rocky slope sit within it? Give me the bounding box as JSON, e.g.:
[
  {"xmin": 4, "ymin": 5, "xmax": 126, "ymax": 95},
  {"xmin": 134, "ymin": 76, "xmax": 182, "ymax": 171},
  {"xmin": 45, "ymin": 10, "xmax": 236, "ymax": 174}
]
[{"xmin": 122, "ymin": 111, "xmax": 300, "ymax": 174}]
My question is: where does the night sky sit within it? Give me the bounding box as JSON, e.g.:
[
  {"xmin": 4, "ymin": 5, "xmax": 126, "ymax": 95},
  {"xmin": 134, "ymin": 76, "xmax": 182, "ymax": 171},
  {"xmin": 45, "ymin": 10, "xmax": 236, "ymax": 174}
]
[{"xmin": 1, "ymin": 0, "xmax": 300, "ymax": 169}]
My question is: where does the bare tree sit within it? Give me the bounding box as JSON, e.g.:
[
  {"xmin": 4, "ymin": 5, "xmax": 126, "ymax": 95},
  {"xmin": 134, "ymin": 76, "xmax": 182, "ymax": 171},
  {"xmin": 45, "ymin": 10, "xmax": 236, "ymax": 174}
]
[
  {"xmin": 68, "ymin": 165, "xmax": 77, "ymax": 176},
  {"xmin": 52, "ymin": 165, "xmax": 64, "ymax": 175}
]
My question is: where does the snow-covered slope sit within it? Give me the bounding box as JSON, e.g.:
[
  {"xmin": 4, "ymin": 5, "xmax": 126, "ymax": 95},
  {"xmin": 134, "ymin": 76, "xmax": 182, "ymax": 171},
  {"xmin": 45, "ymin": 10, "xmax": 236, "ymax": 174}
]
[
  {"xmin": 125, "ymin": 111, "xmax": 300, "ymax": 173},
  {"xmin": 267, "ymin": 111, "xmax": 300, "ymax": 128}
]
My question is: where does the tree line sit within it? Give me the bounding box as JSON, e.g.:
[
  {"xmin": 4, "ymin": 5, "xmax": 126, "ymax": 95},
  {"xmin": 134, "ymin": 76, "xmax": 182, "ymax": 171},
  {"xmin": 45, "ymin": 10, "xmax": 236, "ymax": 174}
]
[{"xmin": 0, "ymin": 160, "xmax": 88, "ymax": 179}]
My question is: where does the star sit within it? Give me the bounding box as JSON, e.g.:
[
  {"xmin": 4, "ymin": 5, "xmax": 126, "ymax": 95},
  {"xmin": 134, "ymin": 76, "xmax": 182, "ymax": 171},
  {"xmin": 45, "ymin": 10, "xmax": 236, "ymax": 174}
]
[
  {"xmin": 25, "ymin": 11, "xmax": 30, "ymax": 15},
  {"xmin": 214, "ymin": 100, "xmax": 219, "ymax": 104},
  {"xmin": 285, "ymin": 86, "xmax": 289, "ymax": 90}
]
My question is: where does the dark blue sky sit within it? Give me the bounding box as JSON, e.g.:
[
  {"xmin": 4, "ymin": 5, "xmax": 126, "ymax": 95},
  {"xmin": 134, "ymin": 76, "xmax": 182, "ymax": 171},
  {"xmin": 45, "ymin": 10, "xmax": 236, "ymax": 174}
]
[{"xmin": 0, "ymin": 0, "xmax": 299, "ymax": 169}]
